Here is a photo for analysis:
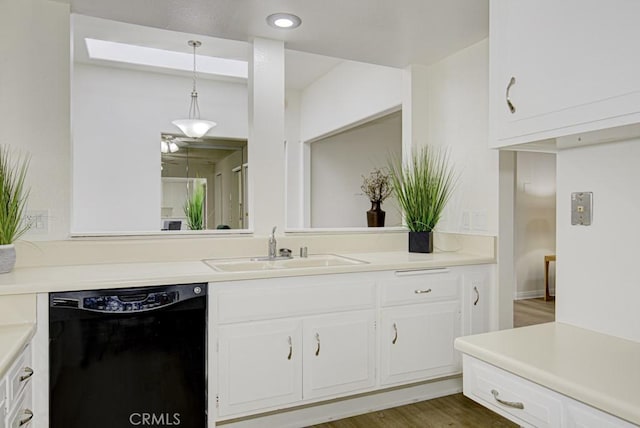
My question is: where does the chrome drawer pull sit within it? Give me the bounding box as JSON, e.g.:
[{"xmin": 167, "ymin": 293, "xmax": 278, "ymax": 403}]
[
  {"xmin": 506, "ymin": 76, "xmax": 516, "ymax": 114},
  {"xmin": 19, "ymin": 367, "xmax": 34, "ymax": 382},
  {"xmin": 414, "ymin": 288, "xmax": 432, "ymax": 294},
  {"xmin": 392, "ymin": 323, "xmax": 398, "ymax": 344},
  {"xmin": 491, "ymin": 389, "xmax": 524, "ymax": 409},
  {"xmin": 473, "ymin": 286, "xmax": 480, "ymax": 306},
  {"xmin": 287, "ymin": 336, "xmax": 292, "ymax": 361},
  {"xmin": 315, "ymin": 333, "xmax": 321, "ymax": 356},
  {"xmin": 19, "ymin": 409, "xmax": 34, "ymax": 426}
]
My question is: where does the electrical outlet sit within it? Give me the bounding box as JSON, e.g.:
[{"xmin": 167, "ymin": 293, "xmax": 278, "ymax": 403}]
[
  {"xmin": 25, "ymin": 210, "xmax": 49, "ymax": 235},
  {"xmin": 571, "ymin": 192, "xmax": 592, "ymax": 225}
]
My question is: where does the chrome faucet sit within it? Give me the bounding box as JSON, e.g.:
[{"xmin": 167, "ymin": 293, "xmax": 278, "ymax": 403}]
[{"xmin": 268, "ymin": 226, "xmax": 277, "ymax": 259}]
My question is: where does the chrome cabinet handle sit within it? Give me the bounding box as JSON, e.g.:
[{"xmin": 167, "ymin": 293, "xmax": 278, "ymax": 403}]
[
  {"xmin": 19, "ymin": 409, "xmax": 34, "ymax": 426},
  {"xmin": 414, "ymin": 288, "xmax": 432, "ymax": 294},
  {"xmin": 20, "ymin": 367, "xmax": 34, "ymax": 382},
  {"xmin": 491, "ymin": 389, "xmax": 524, "ymax": 409},
  {"xmin": 287, "ymin": 336, "xmax": 292, "ymax": 360},
  {"xmin": 315, "ymin": 333, "xmax": 320, "ymax": 356},
  {"xmin": 473, "ymin": 286, "xmax": 480, "ymax": 306},
  {"xmin": 506, "ymin": 76, "xmax": 516, "ymax": 114},
  {"xmin": 392, "ymin": 323, "xmax": 398, "ymax": 344}
]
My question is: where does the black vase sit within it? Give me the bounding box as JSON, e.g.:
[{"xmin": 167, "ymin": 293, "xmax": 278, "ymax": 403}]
[
  {"xmin": 409, "ymin": 231, "xmax": 433, "ymax": 253},
  {"xmin": 366, "ymin": 201, "xmax": 386, "ymax": 227}
]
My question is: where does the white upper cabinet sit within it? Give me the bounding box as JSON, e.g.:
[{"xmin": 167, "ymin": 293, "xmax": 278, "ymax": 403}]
[{"xmin": 490, "ymin": 0, "xmax": 640, "ymax": 149}]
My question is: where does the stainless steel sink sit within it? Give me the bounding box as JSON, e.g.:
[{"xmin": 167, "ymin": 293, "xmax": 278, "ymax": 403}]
[{"xmin": 203, "ymin": 254, "xmax": 368, "ymax": 272}]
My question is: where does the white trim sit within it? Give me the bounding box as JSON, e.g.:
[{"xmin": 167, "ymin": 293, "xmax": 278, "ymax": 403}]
[{"xmin": 514, "ymin": 290, "xmax": 547, "ymax": 300}]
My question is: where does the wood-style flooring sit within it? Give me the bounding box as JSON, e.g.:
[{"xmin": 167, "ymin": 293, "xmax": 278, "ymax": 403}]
[
  {"xmin": 309, "ymin": 393, "xmax": 517, "ymax": 428},
  {"xmin": 513, "ymin": 297, "xmax": 555, "ymax": 327},
  {"xmin": 309, "ymin": 299, "xmax": 555, "ymax": 427}
]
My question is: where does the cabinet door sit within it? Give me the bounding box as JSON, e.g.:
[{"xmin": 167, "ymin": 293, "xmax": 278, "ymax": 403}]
[
  {"xmin": 462, "ymin": 266, "xmax": 492, "ymax": 336},
  {"xmin": 380, "ymin": 302, "xmax": 461, "ymax": 386},
  {"xmin": 303, "ymin": 311, "xmax": 375, "ymax": 400},
  {"xmin": 217, "ymin": 320, "xmax": 302, "ymax": 417},
  {"xmin": 490, "ymin": 0, "xmax": 640, "ymax": 147}
]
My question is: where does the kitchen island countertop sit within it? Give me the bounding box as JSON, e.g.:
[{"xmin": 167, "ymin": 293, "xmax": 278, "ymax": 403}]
[{"xmin": 455, "ymin": 322, "xmax": 640, "ymax": 426}]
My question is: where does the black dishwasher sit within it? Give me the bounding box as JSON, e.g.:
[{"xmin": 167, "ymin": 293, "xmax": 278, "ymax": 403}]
[{"xmin": 49, "ymin": 283, "xmax": 207, "ymax": 428}]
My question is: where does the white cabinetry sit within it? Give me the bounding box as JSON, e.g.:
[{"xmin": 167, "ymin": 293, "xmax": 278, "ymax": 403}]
[
  {"xmin": 2, "ymin": 345, "xmax": 34, "ymax": 428},
  {"xmin": 217, "ymin": 319, "xmax": 302, "ymax": 416},
  {"xmin": 379, "ymin": 268, "xmax": 462, "ymax": 386},
  {"xmin": 460, "ymin": 265, "xmax": 493, "ymax": 336},
  {"xmin": 463, "ymin": 355, "xmax": 636, "ymax": 428},
  {"xmin": 213, "ymin": 264, "xmax": 495, "ymax": 421},
  {"xmin": 214, "ymin": 274, "xmax": 376, "ymax": 418},
  {"xmin": 490, "ymin": 0, "xmax": 640, "ymax": 148},
  {"xmin": 302, "ymin": 311, "xmax": 375, "ymax": 400}
]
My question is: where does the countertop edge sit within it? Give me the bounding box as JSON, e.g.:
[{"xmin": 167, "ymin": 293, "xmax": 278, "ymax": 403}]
[
  {"xmin": 454, "ymin": 325, "xmax": 640, "ymax": 426},
  {"xmin": 0, "ymin": 252, "xmax": 495, "ymax": 296}
]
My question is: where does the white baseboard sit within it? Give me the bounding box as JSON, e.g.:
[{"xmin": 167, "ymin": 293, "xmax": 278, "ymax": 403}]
[
  {"xmin": 215, "ymin": 377, "xmax": 462, "ymax": 428},
  {"xmin": 514, "ymin": 289, "xmax": 555, "ymax": 300}
]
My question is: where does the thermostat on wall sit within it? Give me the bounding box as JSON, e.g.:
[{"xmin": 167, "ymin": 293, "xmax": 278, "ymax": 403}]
[{"xmin": 571, "ymin": 192, "xmax": 592, "ymax": 225}]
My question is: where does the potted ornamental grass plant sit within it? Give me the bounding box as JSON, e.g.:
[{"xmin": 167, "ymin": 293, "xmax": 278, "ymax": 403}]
[
  {"xmin": 389, "ymin": 146, "xmax": 457, "ymax": 253},
  {"xmin": 183, "ymin": 179, "xmax": 205, "ymax": 230},
  {"xmin": 0, "ymin": 146, "xmax": 31, "ymax": 273},
  {"xmin": 361, "ymin": 168, "xmax": 392, "ymax": 227}
]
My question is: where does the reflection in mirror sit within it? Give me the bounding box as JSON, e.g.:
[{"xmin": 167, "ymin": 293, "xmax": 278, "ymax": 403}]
[
  {"xmin": 70, "ymin": 14, "xmax": 249, "ymax": 235},
  {"xmin": 284, "ymin": 50, "xmax": 404, "ymax": 229},
  {"xmin": 160, "ymin": 134, "xmax": 248, "ymax": 231}
]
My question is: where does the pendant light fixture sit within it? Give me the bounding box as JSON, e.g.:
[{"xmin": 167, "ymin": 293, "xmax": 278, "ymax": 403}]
[{"xmin": 172, "ymin": 40, "xmax": 217, "ymax": 138}]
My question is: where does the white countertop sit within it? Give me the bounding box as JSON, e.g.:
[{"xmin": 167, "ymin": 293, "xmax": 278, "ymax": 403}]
[
  {"xmin": 0, "ymin": 250, "xmax": 493, "ymax": 295},
  {"xmin": 0, "ymin": 323, "xmax": 35, "ymax": 378},
  {"xmin": 455, "ymin": 322, "xmax": 640, "ymax": 425}
]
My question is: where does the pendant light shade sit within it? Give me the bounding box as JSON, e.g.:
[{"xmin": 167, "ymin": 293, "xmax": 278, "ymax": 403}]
[{"xmin": 172, "ymin": 40, "xmax": 217, "ymax": 138}]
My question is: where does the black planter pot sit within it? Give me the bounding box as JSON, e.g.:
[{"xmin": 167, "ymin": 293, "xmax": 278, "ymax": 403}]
[{"xmin": 408, "ymin": 231, "xmax": 433, "ymax": 253}]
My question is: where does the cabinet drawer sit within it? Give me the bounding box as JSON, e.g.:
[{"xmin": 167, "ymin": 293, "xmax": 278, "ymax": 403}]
[
  {"xmin": 6, "ymin": 346, "xmax": 32, "ymax": 408},
  {"xmin": 463, "ymin": 355, "xmax": 562, "ymax": 428},
  {"xmin": 6, "ymin": 384, "xmax": 33, "ymax": 428},
  {"xmin": 216, "ymin": 278, "xmax": 376, "ymax": 324},
  {"xmin": 381, "ymin": 269, "xmax": 460, "ymax": 307}
]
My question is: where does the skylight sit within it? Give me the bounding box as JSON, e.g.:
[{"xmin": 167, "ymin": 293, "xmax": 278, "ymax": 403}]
[{"xmin": 84, "ymin": 38, "xmax": 248, "ymax": 79}]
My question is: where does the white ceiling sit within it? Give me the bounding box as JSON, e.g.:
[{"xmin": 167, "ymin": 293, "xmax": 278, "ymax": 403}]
[{"xmin": 69, "ymin": 0, "xmax": 489, "ymax": 68}]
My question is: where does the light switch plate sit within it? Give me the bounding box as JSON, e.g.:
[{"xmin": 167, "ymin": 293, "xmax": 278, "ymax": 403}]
[{"xmin": 571, "ymin": 192, "xmax": 592, "ymax": 225}]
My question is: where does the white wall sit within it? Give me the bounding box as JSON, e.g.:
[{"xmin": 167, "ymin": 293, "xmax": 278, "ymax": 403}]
[
  {"xmin": 423, "ymin": 39, "xmax": 499, "ymax": 237},
  {"xmin": 300, "ymin": 61, "xmax": 403, "ymax": 142},
  {"xmin": 310, "ymin": 114, "xmax": 402, "ymax": 228},
  {"xmin": 0, "ymin": 0, "xmax": 71, "ymax": 240},
  {"xmin": 285, "ymin": 90, "xmax": 304, "ymax": 228},
  {"xmin": 514, "ymin": 152, "xmax": 556, "ymax": 299},
  {"xmin": 556, "ymin": 139, "xmax": 640, "ymax": 342},
  {"xmin": 72, "ymin": 63, "xmax": 247, "ymax": 233},
  {"xmin": 248, "ymin": 38, "xmax": 285, "ymax": 235}
]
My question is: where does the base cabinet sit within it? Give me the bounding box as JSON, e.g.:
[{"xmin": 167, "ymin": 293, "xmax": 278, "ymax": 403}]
[
  {"xmin": 302, "ymin": 311, "xmax": 376, "ymax": 400},
  {"xmin": 217, "ymin": 320, "xmax": 302, "ymax": 417},
  {"xmin": 213, "ymin": 265, "xmax": 495, "ymax": 421},
  {"xmin": 380, "ymin": 302, "xmax": 460, "ymax": 386},
  {"xmin": 463, "ymin": 355, "xmax": 636, "ymax": 428},
  {"xmin": 1, "ymin": 345, "xmax": 34, "ymax": 428}
]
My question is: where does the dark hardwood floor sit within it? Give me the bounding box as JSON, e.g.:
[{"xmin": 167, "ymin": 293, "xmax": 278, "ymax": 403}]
[{"xmin": 309, "ymin": 298, "xmax": 555, "ymax": 428}]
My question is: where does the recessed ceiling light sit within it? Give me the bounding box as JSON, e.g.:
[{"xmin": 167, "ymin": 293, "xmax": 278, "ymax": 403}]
[{"xmin": 266, "ymin": 13, "xmax": 302, "ymax": 29}]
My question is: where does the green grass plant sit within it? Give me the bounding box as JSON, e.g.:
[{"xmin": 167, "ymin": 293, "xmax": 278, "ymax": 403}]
[
  {"xmin": 389, "ymin": 146, "xmax": 457, "ymax": 232},
  {"xmin": 0, "ymin": 146, "xmax": 30, "ymax": 245},
  {"xmin": 183, "ymin": 180, "xmax": 205, "ymax": 230}
]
